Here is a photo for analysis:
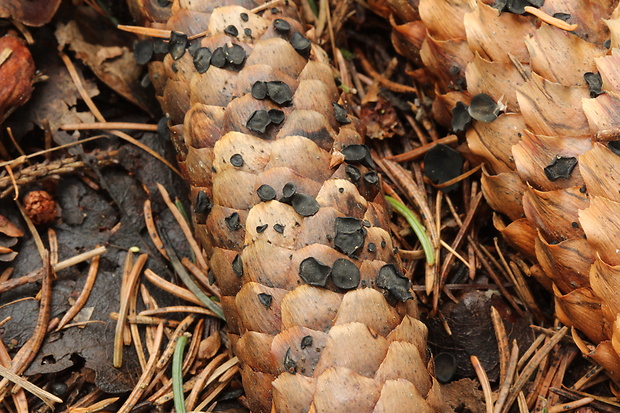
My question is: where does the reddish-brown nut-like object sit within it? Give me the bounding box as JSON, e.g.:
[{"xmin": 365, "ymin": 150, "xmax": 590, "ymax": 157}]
[
  {"xmin": 0, "ymin": 34, "xmax": 35, "ymax": 121},
  {"xmin": 23, "ymin": 190, "xmax": 57, "ymax": 225}
]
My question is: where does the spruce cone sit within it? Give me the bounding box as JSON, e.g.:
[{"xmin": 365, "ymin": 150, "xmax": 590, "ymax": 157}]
[
  {"xmin": 382, "ymin": 0, "xmax": 620, "ymax": 378},
  {"xmin": 128, "ymin": 1, "xmax": 448, "ymax": 411}
]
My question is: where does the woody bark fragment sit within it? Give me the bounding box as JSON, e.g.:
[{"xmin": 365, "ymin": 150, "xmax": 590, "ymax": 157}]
[{"xmin": 128, "ymin": 0, "xmax": 448, "ymax": 411}]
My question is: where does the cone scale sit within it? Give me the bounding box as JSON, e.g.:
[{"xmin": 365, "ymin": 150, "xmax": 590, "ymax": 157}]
[
  {"xmin": 383, "ymin": 0, "xmax": 620, "ymax": 378},
  {"xmin": 127, "ymin": 0, "xmax": 448, "ymax": 411}
]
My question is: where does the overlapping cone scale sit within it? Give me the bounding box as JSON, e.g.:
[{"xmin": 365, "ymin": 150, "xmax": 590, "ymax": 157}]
[
  {"xmin": 380, "ymin": 0, "xmax": 620, "ymax": 377},
  {"xmin": 128, "ymin": 0, "xmax": 448, "ymax": 411}
]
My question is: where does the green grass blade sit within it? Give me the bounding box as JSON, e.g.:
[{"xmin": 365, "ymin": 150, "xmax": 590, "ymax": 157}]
[{"xmin": 385, "ymin": 196, "xmax": 435, "ymax": 265}]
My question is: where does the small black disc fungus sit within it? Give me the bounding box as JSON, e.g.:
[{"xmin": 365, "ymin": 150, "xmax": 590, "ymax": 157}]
[
  {"xmin": 247, "ymin": 110, "xmax": 272, "ymax": 133},
  {"xmin": 334, "ymin": 217, "xmax": 365, "ymax": 256},
  {"xmin": 332, "ymin": 102, "xmax": 351, "ymax": 124},
  {"xmin": 468, "ymin": 93, "xmax": 500, "ymax": 123},
  {"xmin": 452, "ymin": 101, "xmax": 472, "ymax": 133},
  {"xmin": 230, "ymin": 153, "xmax": 244, "ymax": 167},
  {"xmin": 584, "ymin": 72, "xmax": 603, "ymax": 97},
  {"xmin": 258, "ymin": 293, "xmax": 272, "ymax": 307},
  {"xmin": 232, "ymin": 254, "xmax": 243, "ymax": 277},
  {"xmin": 377, "ymin": 264, "xmax": 412, "ymax": 301},
  {"xmin": 280, "ymin": 182, "xmax": 297, "ymax": 204},
  {"xmin": 134, "ymin": 40, "xmax": 154, "ymax": 65},
  {"xmin": 273, "ymin": 19, "xmax": 291, "ymax": 33},
  {"xmin": 251, "ymin": 81, "xmax": 268, "ymax": 100},
  {"xmin": 544, "ymin": 156, "xmax": 578, "ymax": 181},
  {"xmin": 268, "ymin": 109, "xmax": 285, "ymax": 124},
  {"xmin": 299, "ymin": 257, "xmax": 331, "ymax": 286},
  {"xmin": 290, "ymin": 32, "xmax": 311, "ymax": 56},
  {"xmin": 168, "ymin": 31, "xmax": 187, "ymax": 60},
  {"xmin": 342, "ymin": 145, "xmax": 375, "ymax": 168},
  {"xmin": 193, "ymin": 47, "xmax": 212, "ymax": 74},
  {"xmin": 364, "ymin": 171, "xmax": 379, "ymax": 185},
  {"xmin": 331, "ymin": 258, "xmax": 360, "ymax": 290},
  {"xmin": 195, "ymin": 191, "xmax": 212, "ymax": 215},
  {"xmin": 211, "ymin": 47, "xmax": 226, "ymax": 67},
  {"xmin": 266, "ymin": 81, "xmax": 293, "ymax": 105},
  {"xmin": 225, "ymin": 212, "xmax": 241, "ymax": 231},
  {"xmin": 345, "ymin": 165, "xmax": 361, "ymax": 182},
  {"xmin": 257, "ymin": 184, "xmax": 277, "ymax": 201},
  {"xmin": 224, "ymin": 43, "xmax": 246, "ymax": 65},
  {"xmin": 224, "ymin": 25, "xmax": 239, "ymax": 37},
  {"xmin": 301, "ymin": 335, "xmax": 313, "ymax": 349},
  {"xmin": 291, "ymin": 193, "xmax": 320, "ymax": 217},
  {"xmin": 424, "ymin": 144, "xmax": 464, "ymax": 193}
]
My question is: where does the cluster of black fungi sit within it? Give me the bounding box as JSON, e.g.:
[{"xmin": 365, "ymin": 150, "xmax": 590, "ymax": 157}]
[
  {"xmin": 450, "ymin": 66, "xmax": 612, "ymax": 185},
  {"xmin": 134, "ymin": 8, "xmax": 414, "ymax": 309}
]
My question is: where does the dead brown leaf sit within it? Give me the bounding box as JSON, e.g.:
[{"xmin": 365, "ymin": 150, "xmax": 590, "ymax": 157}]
[
  {"xmin": 55, "ymin": 7, "xmax": 158, "ymax": 115},
  {"xmin": 360, "ymin": 96, "xmax": 405, "ymax": 139}
]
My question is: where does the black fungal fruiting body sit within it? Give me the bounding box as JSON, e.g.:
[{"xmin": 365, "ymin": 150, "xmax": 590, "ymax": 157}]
[
  {"xmin": 334, "ymin": 217, "xmax": 366, "ymax": 256},
  {"xmin": 377, "ymin": 264, "xmax": 412, "ymax": 301},
  {"xmin": 544, "ymin": 156, "xmax": 578, "ymax": 181},
  {"xmin": 424, "ymin": 144, "xmax": 464, "ymax": 193}
]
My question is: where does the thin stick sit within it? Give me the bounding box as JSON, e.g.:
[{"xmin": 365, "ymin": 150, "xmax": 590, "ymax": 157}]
[
  {"xmin": 494, "ymin": 342, "xmax": 519, "ymax": 413},
  {"xmin": 117, "ymin": 323, "xmax": 164, "ymax": 413},
  {"xmin": 0, "ymin": 364, "xmax": 62, "ymax": 407},
  {"xmin": 56, "ymin": 253, "xmax": 101, "ymax": 330},
  {"xmin": 117, "ymin": 25, "xmax": 171, "ymax": 38},
  {"xmin": 61, "ymin": 122, "xmax": 158, "ymax": 131},
  {"xmin": 501, "ymin": 327, "xmax": 568, "ymax": 413},
  {"xmin": 386, "ymin": 135, "xmax": 459, "ymax": 162},
  {"xmin": 113, "ymin": 254, "xmax": 148, "ymax": 367},
  {"xmin": 548, "ymin": 397, "xmax": 593, "ymax": 413},
  {"xmin": 524, "ymin": 6, "xmax": 578, "ymax": 31},
  {"xmin": 251, "ymin": 0, "xmax": 284, "ymax": 14},
  {"xmin": 155, "ymin": 314, "xmax": 196, "ymax": 370},
  {"xmin": 144, "ymin": 199, "xmax": 168, "ymax": 259},
  {"xmin": 157, "ymin": 183, "xmax": 208, "ymax": 270},
  {"xmin": 144, "ymin": 269, "xmax": 203, "ymax": 306},
  {"xmin": 185, "ymin": 353, "xmax": 228, "ymax": 411},
  {"xmin": 140, "ymin": 306, "xmax": 218, "ymax": 317},
  {"xmin": 0, "ymin": 251, "xmax": 52, "ymax": 399},
  {"xmin": 54, "ymin": 246, "xmax": 107, "ymax": 272},
  {"xmin": 491, "ymin": 306, "xmax": 510, "ymax": 385},
  {"xmin": 471, "ymin": 355, "xmax": 493, "ymax": 413}
]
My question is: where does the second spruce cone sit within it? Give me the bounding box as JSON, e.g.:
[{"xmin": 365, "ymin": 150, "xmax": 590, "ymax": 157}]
[
  {"xmin": 380, "ymin": 0, "xmax": 620, "ymax": 379},
  {"xmin": 128, "ymin": 0, "xmax": 449, "ymax": 411}
]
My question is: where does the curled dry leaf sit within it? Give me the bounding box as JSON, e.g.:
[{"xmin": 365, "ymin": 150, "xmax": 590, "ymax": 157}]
[
  {"xmin": 0, "ymin": 34, "xmax": 34, "ymax": 121},
  {"xmin": 360, "ymin": 96, "xmax": 405, "ymax": 140},
  {"xmin": 0, "ymin": 0, "xmax": 61, "ymax": 26},
  {"xmin": 55, "ymin": 10, "xmax": 158, "ymax": 115}
]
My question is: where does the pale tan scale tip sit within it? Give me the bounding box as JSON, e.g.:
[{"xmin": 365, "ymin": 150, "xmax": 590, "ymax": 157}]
[{"xmin": 329, "ymin": 150, "xmax": 345, "ymax": 169}]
